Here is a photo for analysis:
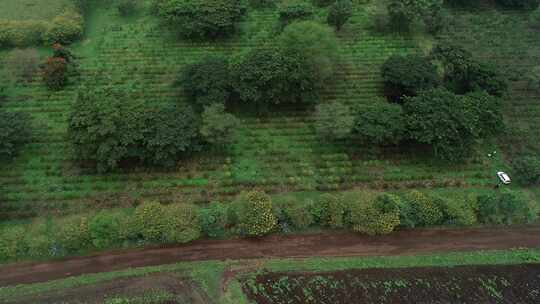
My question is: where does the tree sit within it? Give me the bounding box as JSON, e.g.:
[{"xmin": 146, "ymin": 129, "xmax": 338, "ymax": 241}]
[
  {"xmin": 181, "ymin": 55, "xmax": 231, "ymax": 107},
  {"xmin": 163, "ymin": 203, "xmax": 201, "ymax": 243},
  {"xmin": 278, "ymin": 0, "xmax": 315, "ymax": 28},
  {"xmin": 42, "ymin": 57, "xmax": 68, "ymax": 90},
  {"xmin": 387, "ymin": 0, "xmax": 443, "ymax": 32},
  {"xmin": 236, "ymin": 190, "xmax": 277, "ymax": 237},
  {"xmin": 200, "ymin": 103, "xmax": 241, "ymax": 147},
  {"xmin": 351, "ymin": 193, "xmax": 401, "ymax": 235},
  {"xmin": 431, "ymin": 44, "xmax": 507, "ymax": 96},
  {"xmin": 512, "ymin": 155, "xmax": 540, "ymax": 185},
  {"xmin": 314, "ymin": 102, "xmax": 354, "ymax": 140},
  {"xmin": 156, "ymin": 0, "xmax": 246, "ymax": 39},
  {"xmin": 134, "ymin": 201, "xmax": 167, "ymax": 242},
  {"xmin": 381, "ymin": 54, "xmax": 440, "ymax": 101},
  {"xmin": 495, "ymin": 0, "xmax": 539, "ymax": 9},
  {"xmin": 353, "ymin": 101, "xmax": 406, "ymax": 145},
  {"xmin": 0, "ymin": 111, "xmax": 31, "ymax": 159},
  {"xmin": 68, "ymin": 88, "xmax": 200, "ymax": 172},
  {"xmin": 327, "ymin": 0, "xmax": 353, "ymax": 31},
  {"xmin": 404, "ymin": 89, "xmax": 480, "ymax": 161}
]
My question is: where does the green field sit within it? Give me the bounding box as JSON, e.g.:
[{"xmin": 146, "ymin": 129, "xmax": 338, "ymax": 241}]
[
  {"xmin": 0, "ymin": 0, "xmax": 73, "ymax": 21},
  {"xmin": 1, "ymin": 249, "xmax": 539, "ymax": 303},
  {"xmin": 1, "ymin": 0, "xmax": 537, "ymax": 220}
]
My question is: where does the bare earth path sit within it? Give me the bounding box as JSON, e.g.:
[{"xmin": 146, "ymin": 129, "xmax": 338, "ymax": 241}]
[{"xmin": 1, "ymin": 226, "xmax": 539, "ymax": 287}]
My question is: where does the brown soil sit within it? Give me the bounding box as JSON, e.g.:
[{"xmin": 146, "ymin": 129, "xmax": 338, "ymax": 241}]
[
  {"xmin": 1, "ymin": 225, "xmax": 540, "ymax": 287},
  {"xmin": 243, "ymin": 264, "xmax": 540, "ymax": 304},
  {"xmin": 7, "ymin": 273, "xmax": 211, "ymax": 304}
]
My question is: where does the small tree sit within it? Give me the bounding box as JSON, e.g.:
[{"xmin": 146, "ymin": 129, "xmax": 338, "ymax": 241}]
[
  {"xmin": 56, "ymin": 215, "xmax": 91, "ymax": 253},
  {"xmin": 89, "ymin": 210, "xmax": 123, "ymax": 249},
  {"xmin": 201, "ymin": 103, "xmax": 241, "ymax": 147},
  {"xmin": 353, "ymin": 101, "xmax": 406, "ymax": 145},
  {"xmin": 381, "ymin": 54, "xmax": 440, "ymax": 101},
  {"xmin": 318, "ymin": 193, "xmax": 347, "ymax": 228},
  {"xmin": 327, "ymin": 0, "xmax": 353, "ymax": 31},
  {"xmin": 439, "ymin": 196, "xmax": 477, "ymax": 226},
  {"xmin": 0, "ymin": 111, "xmax": 31, "ymax": 159},
  {"xmin": 284, "ymin": 202, "xmax": 314, "ymax": 229},
  {"xmin": 163, "ymin": 203, "xmax": 201, "ymax": 243},
  {"xmin": 401, "ymin": 190, "xmax": 443, "ymax": 227},
  {"xmin": 314, "ymin": 102, "xmax": 354, "ymax": 140},
  {"xmin": 236, "ymin": 190, "xmax": 277, "ymax": 237},
  {"xmin": 43, "ymin": 57, "xmax": 68, "ymax": 90},
  {"xmin": 181, "ymin": 55, "xmax": 231, "ymax": 107},
  {"xmin": 156, "ymin": 0, "xmax": 246, "ymax": 39}
]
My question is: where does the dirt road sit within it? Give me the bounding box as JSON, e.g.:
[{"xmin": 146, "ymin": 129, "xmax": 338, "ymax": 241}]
[{"xmin": 1, "ymin": 226, "xmax": 539, "ymax": 286}]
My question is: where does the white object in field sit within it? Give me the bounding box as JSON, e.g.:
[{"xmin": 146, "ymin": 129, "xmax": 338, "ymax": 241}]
[{"xmin": 497, "ymin": 171, "xmax": 511, "ymax": 185}]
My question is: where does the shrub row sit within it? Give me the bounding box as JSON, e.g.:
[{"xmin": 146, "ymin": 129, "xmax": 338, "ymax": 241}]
[
  {"xmin": 1, "ymin": 189, "xmax": 535, "ymax": 262},
  {"xmin": 0, "ymin": 8, "xmax": 83, "ymax": 48}
]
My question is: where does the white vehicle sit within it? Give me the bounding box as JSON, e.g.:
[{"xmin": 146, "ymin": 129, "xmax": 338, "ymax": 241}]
[{"xmin": 497, "ymin": 171, "xmax": 511, "ymax": 185}]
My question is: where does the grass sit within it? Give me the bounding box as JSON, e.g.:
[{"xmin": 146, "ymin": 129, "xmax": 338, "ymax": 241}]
[
  {"xmin": 0, "ymin": 0, "xmax": 73, "ymax": 21},
  {"xmin": 1, "ymin": 249, "xmax": 539, "ymax": 303}
]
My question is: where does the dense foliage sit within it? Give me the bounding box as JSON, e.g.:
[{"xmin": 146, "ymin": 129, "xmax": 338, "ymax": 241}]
[
  {"xmin": 0, "ymin": 111, "xmax": 32, "ymax": 159},
  {"xmin": 353, "ymin": 102, "xmax": 406, "ymax": 144},
  {"xmin": 512, "ymin": 155, "xmax": 540, "ymax": 185},
  {"xmin": 387, "ymin": 0, "xmax": 444, "ymax": 32},
  {"xmin": 327, "ymin": 0, "xmax": 353, "ymax": 31},
  {"xmin": 381, "ymin": 54, "xmax": 440, "ymax": 101},
  {"xmin": 351, "ymin": 193, "xmax": 401, "ymax": 235},
  {"xmin": 42, "ymin": 57, "xmax": 68, "ymax": 90},
  {"xmin": 181, "ymin": 55, "xmax": 231, "ymax": 107},
  {"xmin": 155, "ymin": 0, "xmax": 246, "ymax": 39},
  {"xmin": 236, "ymin": 190, "xmax": 277, "ymax": 236},
  {"xmin": 477, "ymin": 191, "xmax": 535, "ymax": 225},
  {"xmin": 314, "ymin": 102, "xmax": 355, "ymax": 140},
  {"xmin": 278, "ymin": 0, "xmax": 315, "ymax": 28},
  {"xmin": 495, "ymin": 0, "xmax": 540, "ymax": 9},
  {"xmin": 68, "ymin": 89, "xmax": 200, "ymax": 172},
  {"xmin": 200, "ymin": 103, "xmax": 241, "ymax": 147}
]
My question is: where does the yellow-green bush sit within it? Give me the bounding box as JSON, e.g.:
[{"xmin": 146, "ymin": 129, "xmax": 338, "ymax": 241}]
[
  {"xmin": 237, "ymin": 190, "xmax": 277, "ymax": 237},
  {"xmin": 351, "ymin": 194, "xmax": 401, "ymax": 235},
  {"xmin": 402, "ymin": 190, "xmax": 443, "ymax": 227},
  {"xmin": 55, "ymin": 215, "xmax": 91, "ymax": 253},
  {"xmin": 43, "ymin": 9, "xmax": 84, "ymax": 45},
  {"xmin": 0, "ymin": 226, "xmax": 27, "ymax": 261},
  {"xmin": 163, "ymin": 204, "xmax": 201, "ymax": 243},
  {"xmin": 134, "ymin": 201, "xmax": 167, "ymax": 242},
  {"xmin": 0, "ymin": 20, "xmax": 47, "ymax": 47}
]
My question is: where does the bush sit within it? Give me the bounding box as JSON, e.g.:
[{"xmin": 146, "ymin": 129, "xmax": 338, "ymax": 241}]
[
  {"xmin": 477, "ymin": 191, "xmax": 535, "ymax": 225},
  {"xmin": 117, "ymin": 0, "xmax": 138, "ymax": 16},
  {"xmin": 68, "ymin": 89, "xmax": 200, "ymax": 172},
  {"xmin": 327, "ymin": 0, "xmax": 353, "ymax": 31},
  {"xmin": 42, "ymin": 57, "xmax": 68, "ymax": 90},
  {"xmin": 317, "ymin": 193, "xmax": 346, "ymax": 228},
  {"xmin": 466, "ymin": 62, "xmax": 508, "ymax": 97},
  {"xmin": 283, "ymin": 201, "xmax": 315, "ymax": 229},
  {"xmin": 2, "ymin": 48, "xmax": 41, "ymax": 85},
  {"xmin": 278, "ymin": 0, "xmax": 315, "ymax": 28},
  {"xmin": 0, "ymin": 21, "xmax": 47, "ymax": 47},
  {"xmin": 156, "ymin": 0, "xmax": 246, "ymax": 39},
  {"xmin": 200, "ymin": 203, "xmax": 229, "ymax": 238},
  {"xmin": 89, "ymin": 210, "xmax": 124, "ymax": 249},
  {"xmin": 200, "ymin": 103, "xmax": 241, "ymax": 147},
  {"xmin": 134, "ymin": 201, "xmax": 167, "ymax": 242},
  {"xmin": 314, "ymin": 102, "xmax": 355, "ymax": 140},
  {"xmin": 162, "ymin": 204, "xmax": 201, "ymax": 243},
  {"xmin": 400, "ymin": 191, "xmax": 443, "ymax": 227},
  {"xmin": 495, "ymin": 0, "xmax": 539, "ymax": 9},
  {"xmin": 381, "ymin": 54, "xmax": 440, "ymax": 101},
  {"xmin": 439, "ymin": 196, "xmax": 477, "ymax": 226},
  {"xmin": 351, "ymin": 193, "xmax": 401, "ymax": 235},
  {"xmin": 181, "ymin": 55, "xmax": 231, "ymax": 107},
  {"xmin": 55, "ymin": 215, "xmax": 91, "ymax": 253},
  {"xmin": 0, "ymin": 111, "xmax": 32, "ymax": 159},
  {"xmin": 236, "ymin": 190, "xmax": 277, "ymax": 237},
  {"xmin": 43, "ymin": 9, "xmax": 84, "ymax": 45},
  {"xmin": 404, "ymin": 89, "xmax": 494, "ymax": 161},
  {"xmin": 0, "ymin": 226, "xmax": 27, "ymax": 261},
  {"xmin": 353, "ymin": 101, "xmax": 406, "ymax": 145},
  {"xmin": 512, "ymin": 155, "xmax": 540, "ymax": 185}
]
